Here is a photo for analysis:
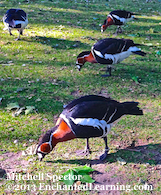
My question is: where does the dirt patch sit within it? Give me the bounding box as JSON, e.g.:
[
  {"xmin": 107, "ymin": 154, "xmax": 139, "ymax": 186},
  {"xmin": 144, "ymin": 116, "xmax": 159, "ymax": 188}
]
[
  {"xmin": 1, "ymin": 143, "xmax": 161, "ymax": 194},
  {"xmin": 90, "ymin": 163, "xmax": 128, "ymax": 195},
  {"xmin": 0, "ymin": 152, "xmax": 30, "ymax": 175}
]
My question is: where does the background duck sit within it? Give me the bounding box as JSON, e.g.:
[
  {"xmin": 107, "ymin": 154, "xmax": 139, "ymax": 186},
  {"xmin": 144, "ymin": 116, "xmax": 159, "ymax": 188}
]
[
  {"xmin": 3, "ymin": 9, "xmax": 28, "ymax": 40},
  {"xmin": 101, "ymin": 10, "xmax": 138, "ymax": 34},
  {"xmin": 76, "ymin": 38, "xmax": 146, "ymax": 77}
]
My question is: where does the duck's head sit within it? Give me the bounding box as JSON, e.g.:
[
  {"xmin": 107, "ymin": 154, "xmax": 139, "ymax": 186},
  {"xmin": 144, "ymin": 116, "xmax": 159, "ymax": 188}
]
[
  {"xmin": 36, "ymin": 127, "xmax": 57, "ymax": 161},
  {"xmin": 101, "ymin": 17, "xmax": 114, "ymax": 32},
  {"xmin": 76, "ymin": 51, "xmax": 91, "ymax": 71}
]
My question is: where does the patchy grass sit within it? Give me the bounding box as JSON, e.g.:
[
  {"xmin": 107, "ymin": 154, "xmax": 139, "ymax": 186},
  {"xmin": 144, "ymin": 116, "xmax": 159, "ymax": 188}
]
[{"xmin": 0, "ymin": 0, "xmax": 161, "ymax": 194}]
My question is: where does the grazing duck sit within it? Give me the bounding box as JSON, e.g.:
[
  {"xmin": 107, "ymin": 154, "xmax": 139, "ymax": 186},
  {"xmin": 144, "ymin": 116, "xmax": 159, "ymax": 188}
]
[
  {"xmin": 76, "ymin": 38, "xmax": 146, "ymax": 77},
  {"xmin": 36, "ymin": 95, "xmax": 143, "ymax": 161},
  {"xmin": 3, "ymin": 9, "xmax": 28, "ymax": 40},
  {"xmin": 101, "ymin": 10, "xmax": 137, "ymax": 34}
]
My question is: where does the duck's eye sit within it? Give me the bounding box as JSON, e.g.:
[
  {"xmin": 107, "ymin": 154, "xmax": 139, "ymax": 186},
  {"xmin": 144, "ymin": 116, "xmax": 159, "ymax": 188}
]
[{"xmin": 40, "ymin": 143, "xmax": 51, "ymax": 153}]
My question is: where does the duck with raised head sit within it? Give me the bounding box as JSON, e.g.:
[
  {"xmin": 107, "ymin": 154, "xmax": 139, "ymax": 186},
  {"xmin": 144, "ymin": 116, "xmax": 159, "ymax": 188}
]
[
  {"xmin": 36, "ymin": 95, "xmax": 143, "ymax": 161},
  {"xmin": 101, "ymin": 10, "xmax": 138, "ymax": 34},
  {"xmin": 76, "ymin": 38, "xmax": 146, "ymax": 77},
  {"xmin": 3, "ymin": 9, "xmax": 28, "ymax": 40}
]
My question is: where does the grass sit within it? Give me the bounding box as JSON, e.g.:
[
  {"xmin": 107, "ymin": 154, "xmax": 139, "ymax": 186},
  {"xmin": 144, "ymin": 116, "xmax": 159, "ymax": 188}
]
[{"xmin": 0, "ymin": 0, "xmax": 161, "ymax": 194}]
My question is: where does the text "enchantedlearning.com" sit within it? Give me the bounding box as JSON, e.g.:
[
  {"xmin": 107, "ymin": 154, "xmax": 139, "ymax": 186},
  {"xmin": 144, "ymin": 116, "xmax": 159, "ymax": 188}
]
[{"xmin": 6, "ymin": 183, "xmax": 153, "ymax": 192}]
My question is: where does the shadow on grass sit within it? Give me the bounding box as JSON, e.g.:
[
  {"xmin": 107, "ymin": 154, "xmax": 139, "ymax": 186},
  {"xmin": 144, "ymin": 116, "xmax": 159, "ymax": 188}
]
[
  {"xmin": 27, "ymin": 36, "xmax": 90, "ymax": 50},
  {"xmin": 45, "ymin": 143, "xmax": 161, "ymax": 166},
  {"xmin": 0, "ymin": 59, "xmax": 160, "ymax": 113}
]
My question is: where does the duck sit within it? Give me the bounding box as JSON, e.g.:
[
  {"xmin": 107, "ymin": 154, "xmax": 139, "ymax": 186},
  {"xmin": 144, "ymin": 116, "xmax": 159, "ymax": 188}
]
[
  {"xmin": 76, "ymin": 38, "xmax": 146, "ymax": 77},
  {"xmin": 3, "ymin": 9, "xmax": 28, "ymax": 40},
  {"xmin": 101, "ymin": 10, "xmax": 137, "ymax": 34},
  {"xmin": 36, "ymin": 95, "xmax": 143, "ymax": 161}
]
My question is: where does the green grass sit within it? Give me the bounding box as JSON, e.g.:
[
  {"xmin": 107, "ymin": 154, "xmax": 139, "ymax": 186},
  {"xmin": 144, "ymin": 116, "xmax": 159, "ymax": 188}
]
[{"xmin": 0, "ymin": 0, "xmax": 161, "ymax": 194}]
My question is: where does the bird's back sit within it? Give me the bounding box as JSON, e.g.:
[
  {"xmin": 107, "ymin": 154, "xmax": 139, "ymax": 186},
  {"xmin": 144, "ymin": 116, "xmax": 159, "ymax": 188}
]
[
  {"xmin": 110, "ymin": 10, "xmax": 134, "ymax": 19},
  {"xmin": 59, "ymin": 95, "xmax": 142, "ymax": 138},
  {"xmin": 4, "ymin": 9, "xmax": 27, "ymax": 22},
  {"xmin": 93, "ymin": 38, "xmax": 128, "ymax": 55},
  {"xmin": 92, "ymin": 38, "xmax": 141, "ymax": 65}
]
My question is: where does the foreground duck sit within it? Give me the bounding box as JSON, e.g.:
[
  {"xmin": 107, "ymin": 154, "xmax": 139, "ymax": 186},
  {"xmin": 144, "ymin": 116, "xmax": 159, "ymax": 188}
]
[
  {"xmin": 37, "ymin": 95, "xmax": 143, "ymax": 161},
  {"xmin": 101, "ymin": 10, "xmax": 137, "ymax": 34},
  {"xmin": 76, "ymin": 38, "xmax": 146, "ymax": 76},
  {"xmin": 3, "ymin": 9, "xmax": 28, "ymax": 40}
]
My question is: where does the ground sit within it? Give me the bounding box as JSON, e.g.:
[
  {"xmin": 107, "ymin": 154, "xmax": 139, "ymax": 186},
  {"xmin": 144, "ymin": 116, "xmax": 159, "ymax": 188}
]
[{"xmin": 1, "ymin": 139, "xmax": 161, "ymax": 194}]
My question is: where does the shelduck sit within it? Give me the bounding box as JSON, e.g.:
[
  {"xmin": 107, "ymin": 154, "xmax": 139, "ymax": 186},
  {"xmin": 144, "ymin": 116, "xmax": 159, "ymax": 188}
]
[
  {"xmin": 3, "ymin": 9, "xmax": 28, "ymax": 40},
  {"xmin": 36, "ymin": 95, "xmax": 143, "ymax": 161},
  {"xmin": 101, "ymin": 10, "xmax": 137, "ymax": 34},
  {"xmin": 76, "ymin": 38, "xmax": 146, "ymax": 76}
]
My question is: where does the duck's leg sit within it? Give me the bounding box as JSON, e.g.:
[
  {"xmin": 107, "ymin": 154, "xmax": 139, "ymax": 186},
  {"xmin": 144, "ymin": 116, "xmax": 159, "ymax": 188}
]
[
  {"xmin": 114, "ymin": 26, "xmax": 122, "ymax": 35},
  {"xmin": 99, "ymin": 136, "xmax": 109, "ymax": 161},
  {"xmin": 101, "ymin": 65, "xmax": 112, "ymax": 77},
  {"xmin": 9, "ymin": 29, "xmax": 13, "ymax": 36},
  {"xmin": 115, "ymin": 26, "xmax": 119, "ymax": 35},
  {"xmin": 117, "ymin": 26, "xmax": 123, "ymax": 33},
  {"xmin": 20, "ymin": 29, "xmax": 23, "ymax": 35},
  {"xmin": 15, "ymin": 30, "xmax": 21, "ymax": 41},
  {"xmin": 84, "ymin": 138, "xmax": 91, "ymax": 154},
  {"xmin": 76, "ymin": 138, "xmax": 91, "ymax": 156}
]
